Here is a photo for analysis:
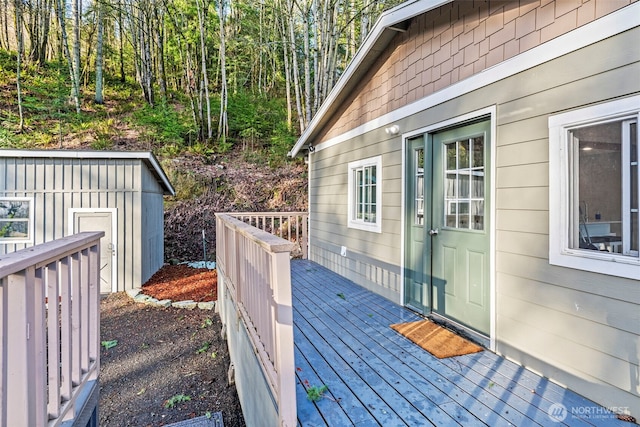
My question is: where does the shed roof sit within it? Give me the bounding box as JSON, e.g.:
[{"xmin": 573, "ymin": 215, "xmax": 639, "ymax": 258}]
[
  {"xmin": 289, "ymin": 0, "xmax": 451, "ymax": 157},
  {"xmin": 0, "ymin": 149, "xmax": 175, "ymax": 196}
]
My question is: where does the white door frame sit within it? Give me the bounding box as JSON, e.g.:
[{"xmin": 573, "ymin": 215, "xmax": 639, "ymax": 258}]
[
  {"xmin": 68, "ymin": 208, "xmax": 118, "ymax": 293},
  {"xmin": 400, "ymin": 105, "xmax": 497, "ymax": 351}
]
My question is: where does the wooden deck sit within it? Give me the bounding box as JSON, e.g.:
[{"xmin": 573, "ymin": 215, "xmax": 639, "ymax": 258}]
[{"xmin": 291, "ymin": 260, "xmax": 629, "ymax": 426}]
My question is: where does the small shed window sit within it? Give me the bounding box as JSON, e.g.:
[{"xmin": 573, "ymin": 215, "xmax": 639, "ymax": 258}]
[
  {"xmin": 0, "ymin": 198, "xmax": 33, "ymax": 243},
  {"xmin": 549, "ymin": 95, "xmax": 640, "ymax": 279},
  {"xmin": 348, "ymin": 156, "xmax": 382, "ymax": 233}
]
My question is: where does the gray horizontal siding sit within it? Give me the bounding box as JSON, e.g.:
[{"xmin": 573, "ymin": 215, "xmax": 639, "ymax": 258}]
[{"xmin": 309, "ymin": 23, "xmax": 640, "ymax": 416}]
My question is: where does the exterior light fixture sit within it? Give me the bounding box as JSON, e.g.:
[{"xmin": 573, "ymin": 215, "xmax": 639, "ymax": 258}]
[{"xmin": 385, "ymin": 125, "xmax": 400, "ymax": 135}]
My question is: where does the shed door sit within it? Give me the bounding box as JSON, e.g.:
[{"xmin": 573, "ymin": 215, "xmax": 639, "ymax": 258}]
[
  {"xmin": 70, "ymin": 210, "xmax": 117, "ymax": 293},
  {"xmin": 404, "ymin": 120, "xmax": 490, "ymax": 335}
]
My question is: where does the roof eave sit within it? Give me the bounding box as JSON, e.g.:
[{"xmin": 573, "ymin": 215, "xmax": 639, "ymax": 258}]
[
  {"xmin": 289, "ymin": 0, "xmax": 452, "ymax": 158},
  {"xmin": 0, "ymin": 149, "xmax": 176, "ymax": 196}
]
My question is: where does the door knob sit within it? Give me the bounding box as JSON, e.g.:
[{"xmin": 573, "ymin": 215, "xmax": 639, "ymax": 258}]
[{"xmin": 429, "ymin": 228, "xmax": 439, "ymax": 236}]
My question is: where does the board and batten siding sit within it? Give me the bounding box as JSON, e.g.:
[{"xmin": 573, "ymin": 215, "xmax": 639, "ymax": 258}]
[
  {"xmin": 307, "ymin": 18, "xmax": 640, "ymax": 421},
  {"xmin": 0, "ymin": 153, "xmax": 171, "ymax": 292}
]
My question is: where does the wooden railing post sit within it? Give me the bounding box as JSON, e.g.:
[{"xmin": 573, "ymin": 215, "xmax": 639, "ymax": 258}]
[
  {"xmin": 0, "ymin": 232, "xmax": 103, "ymax": 427},
  {"xmin": 215, "ymin": 214, "xmax": 297, "ymax": 427},
  {"xmin": 271, "ymin": 250, "xmax": 296, "ymax": 427}
]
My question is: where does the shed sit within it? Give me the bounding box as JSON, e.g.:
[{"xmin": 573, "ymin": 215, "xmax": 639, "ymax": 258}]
[
  {"xmin": 290, "ymin": 0, "xmax": 639, "ymax": 420},
  {"xmin": 0, "ymin": 150, "xmax": 175, "ymax": 293}
]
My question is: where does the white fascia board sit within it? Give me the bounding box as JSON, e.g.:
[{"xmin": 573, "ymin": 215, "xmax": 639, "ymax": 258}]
[
  {"xmin": 288, "ymin": 0, "xmax": 452, "ymax": 157},
  {"xmin": 299, "ymin": 1, "xmax": 640, "ymax": 156}
]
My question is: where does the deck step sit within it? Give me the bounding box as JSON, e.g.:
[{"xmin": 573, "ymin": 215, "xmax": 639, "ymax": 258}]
[{"xmin": 162, "ymin": 412, "xmax": 224, "ymax": 427}]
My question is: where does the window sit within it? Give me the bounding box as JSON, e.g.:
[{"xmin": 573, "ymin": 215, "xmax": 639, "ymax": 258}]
[
  {"xmin": 444, "ymin": 136, "xmax": 485, "ymax": 231},
  {"xmin": 348, "ymin": 156, "xmax": 382, "ymax": 232},
  {"xmin": 549, "ymin": 96, "xmax": 640, "ymax": 279},
  {"xmin": 0, "ymin": 198, "xmax": 33, "ymax": 243}
]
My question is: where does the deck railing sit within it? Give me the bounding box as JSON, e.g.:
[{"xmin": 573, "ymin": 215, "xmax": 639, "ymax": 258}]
[
  {"xmin": 0, "ymin": 232, "xmax": 103, "ymax": 427},
  {"xmin": 227, "ymin": 212, "xmax": 308, "ymax": 259},
  {"xmin": 215, "ymin": 213, "xmax": 296, "ymax": 427}
]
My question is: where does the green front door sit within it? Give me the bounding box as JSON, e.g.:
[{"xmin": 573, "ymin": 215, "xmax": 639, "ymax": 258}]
[
  {"xmin": 404, "ymin": 138, "xmax": 430, "ymax": 312},
  {"xmin": 404, "ymin": 120, "xmax": 491, "ymax": 335}
]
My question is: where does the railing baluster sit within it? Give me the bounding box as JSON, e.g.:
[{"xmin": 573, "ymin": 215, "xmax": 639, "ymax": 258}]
[
  {"xmin": 71, "ymin": 253, "xmax": 81, "ymax": 386},
  {"xmin": 0, "ymin": 232, "xmax": 103, "ymax": 426},
  {"xmin": 47, "ymin": 261, "xmax": 61, "ymax": 419},
  {"xmin": 88, "ymin": 245, "xmax": 100, "ymax": 369},
  {"xmin": 226, "ymin": 212, "xmax": 308, "ymax": 259},
  {"xmin": 33, "ymin": 267, "xmax": 47, "ymax": 426},
  {"xmin": 59, "ymin": 256, "xmax": 72, "ymax": 401},
  {"xmin": 0, "ymin": 277, "xmax": 6, "ymax": 427},
  {"xmin": 80, "ymin": 249, "xmax": 90, "ymax": 373}
]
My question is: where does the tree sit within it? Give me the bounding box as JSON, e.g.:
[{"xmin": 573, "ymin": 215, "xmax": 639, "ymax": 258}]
[
  {"xmin": 216, "ymin": 0, "xmax": 227, "ymax": 141},
  {"xmin": 55, "ymin": 0, "xmax": 81, "ymax": 113},
  {"xmin": 95, "ymin": 0, "xmax": 105, "ymax": 103},
  {"xmin": 14, "ymin": 0, "xmax": 24, "ymax": 132}
]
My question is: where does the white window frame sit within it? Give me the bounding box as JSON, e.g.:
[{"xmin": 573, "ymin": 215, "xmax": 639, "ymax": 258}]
[
  {"xmin": 549, "ymin": 95, "xmax": 640, "ymax": 280},
  {"xmin": 348, "ymin": 156, "xmax": 382, "ymax": 233},
  {"xmin": 0, "ymin": 197, "xmax": 34, "ymax": 244}
]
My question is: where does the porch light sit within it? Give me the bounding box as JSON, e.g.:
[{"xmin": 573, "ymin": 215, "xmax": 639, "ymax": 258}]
[{"xmin": 385, "ymin": 125, "xmax": 400, "ymax": 135}]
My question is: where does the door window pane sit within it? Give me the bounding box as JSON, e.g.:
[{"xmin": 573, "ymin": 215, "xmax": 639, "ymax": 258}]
[
  {"xmin": 415, "ymin": 148, "xmax": 425, "ymax": 225},
  {"xmin": 473, "ymin": 137, "xmax": 484, "ymax": 168},
  {"xmin": 443, "ymin": 136, "xmax": 485, "ymax": 230}
]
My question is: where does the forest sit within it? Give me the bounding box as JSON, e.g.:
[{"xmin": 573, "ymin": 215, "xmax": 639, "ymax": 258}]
[{"xmin": 0, "ymin": 0, "xmax": 403, "ymax": 157}]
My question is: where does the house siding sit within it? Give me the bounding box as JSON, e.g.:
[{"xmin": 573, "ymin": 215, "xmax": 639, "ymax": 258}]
[
  {"xmin": 307, "ymin": 2, "xmax": 639, "ymax": 418},
  {"xmin": 0, "ymin": 154, "xmax": 169, "ymax": 292},
  {"xmin": 321, "ymin": 0, "xmax": 636, "ymax": 142}
]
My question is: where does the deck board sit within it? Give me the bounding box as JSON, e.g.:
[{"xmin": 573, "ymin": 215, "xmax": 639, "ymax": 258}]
[{"xmin": 292, "ymin": 260, "xmax": 629, "ymax": 426}]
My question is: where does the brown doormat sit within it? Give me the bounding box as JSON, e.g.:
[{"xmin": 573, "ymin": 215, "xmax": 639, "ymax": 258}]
[{"xmin": 390, "ymin": 320, "xmax": 483, "ymax": 359}]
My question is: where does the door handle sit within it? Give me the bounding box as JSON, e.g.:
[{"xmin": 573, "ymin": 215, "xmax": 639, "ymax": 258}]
[{"xmin": 429, "ymin": 228, "xmax": 439, "ymax": 236}]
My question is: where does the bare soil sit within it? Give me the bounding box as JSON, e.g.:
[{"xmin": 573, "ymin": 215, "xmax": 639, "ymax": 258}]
[
  {"xmin": 99, "ymin": 265, "xmax": 245, "ymax": 427},
  {"xmin": 163, "ymin": 153, "xmax": 308, "ymax": 263}
]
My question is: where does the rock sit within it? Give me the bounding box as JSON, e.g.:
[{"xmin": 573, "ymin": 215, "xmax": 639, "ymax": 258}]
[
  {"xmin": 172, "ymin": 300, "xmax": 197, "ymax": 309},
  {"xmin": 134, "ymin": 293, "xmax": 151, "ymax": 303},
  {"xmin": 157, "ymin": 299, "xmax": 172, "ymax": 308},
  {"xmin": 197, "ymin": 301, "xmax": 216, "ymax": 310},
  {"xmin": 144, "ymin": 297, "xmax": 159, "ymax": 305},
  {"xmin": 126, "ymin": 288, "xmax": 142, "ymax": 298}
]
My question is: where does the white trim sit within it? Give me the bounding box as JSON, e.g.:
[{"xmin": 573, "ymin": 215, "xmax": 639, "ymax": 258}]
[
  {"xmin": 399, "ymin": 107, "xmax": 497, "ymax": 351},
  {"xmin": 0, "ymin": 197, "xmax": 34, "ymax": 244},
  {"xmin": 347, "ymin": 156, "xmax": 383, "ymax": 233},
  {"xmin": 549, "ymin": 95, "xmax": 640, "ymax": 280},
  {"xmin": 68, "ymin": 208, "xmax": 118, "ymax": 293},
  {"xmin": 289, "ymin": 0, "xmax": 452, "ymax": 157},
  {"xmin": 296, "ymin": 2, "xmax": 639, "ymax": 156}
]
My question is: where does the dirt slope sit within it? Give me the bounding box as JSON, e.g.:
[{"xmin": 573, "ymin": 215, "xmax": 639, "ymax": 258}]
[{"xmin": 163, "ymin": 152, "xmax": 307, "ymax": 262}]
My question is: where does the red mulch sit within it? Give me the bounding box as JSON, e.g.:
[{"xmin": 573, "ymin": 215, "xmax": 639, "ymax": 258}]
[{"xmin": 141, "ymin": 264, "xmax": 217, "ymax": 302}]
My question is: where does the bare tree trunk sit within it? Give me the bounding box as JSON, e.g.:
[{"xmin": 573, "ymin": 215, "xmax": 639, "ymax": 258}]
[
  {"xmin": 15, "ymin": 0, "xmax": 24, "ymax": 132},
  {"xmin": 95, "ymin": 0, "xmax": 104, "ymax": 104},
  {"xmin": 216, "ymin": 0, "xmax": 228, "ymax": 141},
  {"xmin": 302, "ymin": 1, "xmax": 311, "ymax": 127},
  {"xmin": 117, "ymin": 0, "xmax": 125, "ymax": 82},
  {"xmin": 55, "ymin": 0, "xmax": 81, "ymax": 113},
  {"xmin": 24, "ymin": 0, "xmax": 52, "ymax": 64},
  {"xmin": 277, "ymin": 0, "xmax": 293, "ymax": 131},
  {"xmin": 1, "ymin": 0, "xmax": 9, "ymax": 50},
  {"xmin": 195, "ymin": 0, "xmax": 212, "ymax": 140},
  {"xmin": 72, "ymin": 0, "xmax": 81, "ymax": 103},
  {"xmin": 285, "ymin": 0, "xmax": 305, "ymax": 133},
  {"xmin": 154, "ymin": 5, "xmax": 167, "ymax": 101}
]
